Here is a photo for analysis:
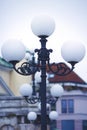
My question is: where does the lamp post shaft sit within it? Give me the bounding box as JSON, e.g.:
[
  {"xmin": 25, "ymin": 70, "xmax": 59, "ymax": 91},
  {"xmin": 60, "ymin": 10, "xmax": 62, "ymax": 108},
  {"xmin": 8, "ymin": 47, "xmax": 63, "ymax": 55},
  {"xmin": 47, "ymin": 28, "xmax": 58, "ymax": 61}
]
[
  {"xmin": 40, "ymin": 59, "xmax": 47, "ymax": 130},
  {"xmin": 32, "ymin": 54, "xmax": 36, "ymax": 95},
  {"xmin": 38, "ymin": 37, "xmax": 48, "ymax": 130}
]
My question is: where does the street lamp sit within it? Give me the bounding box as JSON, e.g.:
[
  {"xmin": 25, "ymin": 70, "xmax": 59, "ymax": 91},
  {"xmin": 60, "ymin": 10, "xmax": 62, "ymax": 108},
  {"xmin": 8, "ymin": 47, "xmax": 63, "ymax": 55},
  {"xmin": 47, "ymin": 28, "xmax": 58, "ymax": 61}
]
[
  {"xmin": 1, "ymin": 15, "xmax": 85, "ymax": 130},
  {"xmin": 20, "ymin": 50, "xmax": 62, "ymax": 123}
]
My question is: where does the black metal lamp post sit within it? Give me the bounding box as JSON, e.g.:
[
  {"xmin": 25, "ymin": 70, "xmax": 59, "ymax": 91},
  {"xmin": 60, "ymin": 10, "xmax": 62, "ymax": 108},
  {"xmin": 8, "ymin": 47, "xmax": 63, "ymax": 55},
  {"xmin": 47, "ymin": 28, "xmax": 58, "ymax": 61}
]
[
  {"xmin": 25, "ymin": 50, "xmax": 36, "ymax": 96},
  {"xmin": 1, "ymin": 15, "xmax": 86, "ymax": 130}
]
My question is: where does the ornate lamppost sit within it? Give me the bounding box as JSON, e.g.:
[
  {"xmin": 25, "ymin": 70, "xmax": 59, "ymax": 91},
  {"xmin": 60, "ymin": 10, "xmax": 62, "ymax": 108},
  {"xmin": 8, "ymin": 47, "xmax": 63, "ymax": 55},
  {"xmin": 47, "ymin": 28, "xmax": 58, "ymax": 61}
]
[{"xmin": 1, "ymin": 15, "xmax": 85, "ymax": 130}]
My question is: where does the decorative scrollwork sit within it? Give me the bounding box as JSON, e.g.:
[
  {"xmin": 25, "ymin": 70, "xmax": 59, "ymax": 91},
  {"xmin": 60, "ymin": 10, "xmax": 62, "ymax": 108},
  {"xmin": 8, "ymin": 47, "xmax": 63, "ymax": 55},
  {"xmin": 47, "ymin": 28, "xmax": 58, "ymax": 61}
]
[
  {"xmin": 46, "ymin": 96, "xmax": 58, "ymax": 105},
  {"xmin": 24, "ymin": 96, "xmax": 40, "ymax": 104},
  {"xmin": 24, "ymin": 95, "xmax": 58, "ymax": 105},
  {"xmin": 13, "ymin": 61, "xmax": 75, "ymax": 76},
  {"xmin": 13, "ymin": 61, "xmax": 39, "ymax": 75},
  {"xmin": 47, "ymin": 62, "xmax": 75, "ymax": 76}
]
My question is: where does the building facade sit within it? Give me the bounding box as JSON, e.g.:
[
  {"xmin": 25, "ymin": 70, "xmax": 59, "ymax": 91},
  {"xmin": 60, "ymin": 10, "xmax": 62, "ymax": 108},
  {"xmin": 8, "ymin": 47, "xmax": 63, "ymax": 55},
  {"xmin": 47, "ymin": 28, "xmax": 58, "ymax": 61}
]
[
  {"xmin": 0, "ymin": 58, "xmax": 50, "ymax": 130},
  {"xmin": 0, "ymin": 58, "xmax": 31, "ymax": 96},
  {"xmin": 0, "ymin": 96, "xmax": 42, "ymax": 130},
  {"xmin": 57, "ymin": 90, "xmax": 87, "ymax": 130},
  {"xmin": 47, "ymin": 64, "xmax": 87, "ymax": 130}
]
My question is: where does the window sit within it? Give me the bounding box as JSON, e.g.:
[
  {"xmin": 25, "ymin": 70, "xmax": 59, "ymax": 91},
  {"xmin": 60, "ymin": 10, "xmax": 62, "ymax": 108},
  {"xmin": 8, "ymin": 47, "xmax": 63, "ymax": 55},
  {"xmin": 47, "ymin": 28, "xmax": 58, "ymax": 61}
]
[
  {"xmin": 61, "ymin": 99, "xmax": 67, "ymax": 113},
  {"xmin": 61, "ymin": 99, "xmax": 74, "ymax": 113},
  {"xmin": 83, "ymin": 120, "xmax": 87, "ymax": 130},
  {"xmin": 68, "ymin": 99, "xmax": 74, "ymax": 113},
  {"xmin": 62, "ymin": 120, "xmax": 74, "ymax": 130}
]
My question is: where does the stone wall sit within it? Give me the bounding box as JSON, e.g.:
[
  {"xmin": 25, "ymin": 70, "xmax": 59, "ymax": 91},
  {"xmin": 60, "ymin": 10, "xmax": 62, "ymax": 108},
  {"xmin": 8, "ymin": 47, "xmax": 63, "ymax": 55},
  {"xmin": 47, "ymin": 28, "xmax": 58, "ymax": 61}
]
[{"xmin": 0, "ymin": 96, "xmax": 39, "ymax": 130}]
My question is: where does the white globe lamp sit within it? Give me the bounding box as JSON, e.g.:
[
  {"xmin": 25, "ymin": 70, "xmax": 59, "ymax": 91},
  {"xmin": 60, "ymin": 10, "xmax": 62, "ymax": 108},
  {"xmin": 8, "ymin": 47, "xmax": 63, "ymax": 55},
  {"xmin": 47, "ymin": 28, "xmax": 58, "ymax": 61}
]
[
  {"xmin": 31, "ymin": 15, "xmax": 55, "ymax": 37},
  {"xmin": 50, "ymin": 84, "xmax": 64, "ymax": 97},
  {"xmin": 61, "ymin": 41, "xmax": 86, "ymax": 63},
  {"xmin": 27, "ymin": 112, "xmax": 37, "ymax": 121},
  {"xmin": 19, "ymin": 84, "xmax": 33, "ymax": 97},
  {"xmin": 1, "ymin": 39, "xmax": 26, "ymax": 62},
  {"xmin": 49, "ymin": 111, "xmax": 58, "ymax": 120}
]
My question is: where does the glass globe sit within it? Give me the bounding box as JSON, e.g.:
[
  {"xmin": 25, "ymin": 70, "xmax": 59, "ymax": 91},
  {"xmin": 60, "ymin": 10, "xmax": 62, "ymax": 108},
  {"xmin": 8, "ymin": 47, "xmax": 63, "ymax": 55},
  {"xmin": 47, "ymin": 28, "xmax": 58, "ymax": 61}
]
[
  {"xmin": 35, "ymin": 72, "xmax": 41, "ymax": 83},
  {"xmin": 31, "ymin": 15, "xmax": 55, "ymax": 37},
  {"xmin": 19, "ymin": 84, "xmax": 33, "ymax": 97},
  {"xmin": 50, "ymin": 84, "xmax": 64, "ymax": 97},
  {"xmin": 27, "ymin": 112, "xmax": 37, "ymax": 120},
  {"xmin": 61, "ymin": 41, "xmax": 86, "ymax": 63},
  {"xmin": 1, "ymin": 39, "xmax": 26, "ymax": 62},
  {"xmin": 49, "ymin": 111, "xmax": 58, "ymax": 120}
]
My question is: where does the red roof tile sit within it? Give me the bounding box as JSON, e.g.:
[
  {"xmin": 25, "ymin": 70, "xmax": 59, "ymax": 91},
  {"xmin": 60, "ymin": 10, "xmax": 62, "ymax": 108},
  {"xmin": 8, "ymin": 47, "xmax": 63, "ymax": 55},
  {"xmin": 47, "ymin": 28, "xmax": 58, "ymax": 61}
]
[{"xmin": 47, "ymin": 63, "xmax": 86, "ymax": 84}]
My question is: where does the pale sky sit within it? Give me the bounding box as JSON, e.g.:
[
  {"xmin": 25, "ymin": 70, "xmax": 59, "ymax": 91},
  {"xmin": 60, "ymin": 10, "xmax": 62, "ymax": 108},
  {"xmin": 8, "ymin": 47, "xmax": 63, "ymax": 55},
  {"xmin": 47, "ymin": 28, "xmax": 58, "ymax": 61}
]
[{"xmin": 0, "ymin": 0, "xmax": 87, "ymax": 82}]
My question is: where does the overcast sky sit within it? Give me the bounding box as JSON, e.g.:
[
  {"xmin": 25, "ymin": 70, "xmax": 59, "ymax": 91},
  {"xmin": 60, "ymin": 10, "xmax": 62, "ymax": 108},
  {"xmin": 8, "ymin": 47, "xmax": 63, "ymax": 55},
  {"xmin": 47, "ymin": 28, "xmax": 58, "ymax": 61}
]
[{"xmin": 0, "ymin": 0, "xmax": 87, "ymax": 82}]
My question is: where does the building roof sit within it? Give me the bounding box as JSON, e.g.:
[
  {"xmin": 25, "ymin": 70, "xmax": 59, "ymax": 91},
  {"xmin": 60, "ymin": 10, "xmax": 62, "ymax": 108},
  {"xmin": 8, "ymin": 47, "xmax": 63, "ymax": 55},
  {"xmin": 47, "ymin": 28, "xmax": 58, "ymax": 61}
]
[
  {"xmin": 47, "ymin": 63, "xmax": 86, "ymax": 85},
  {"xmin": 0, "ymin": 57, "xmax": 13, "ymax": 70}
]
